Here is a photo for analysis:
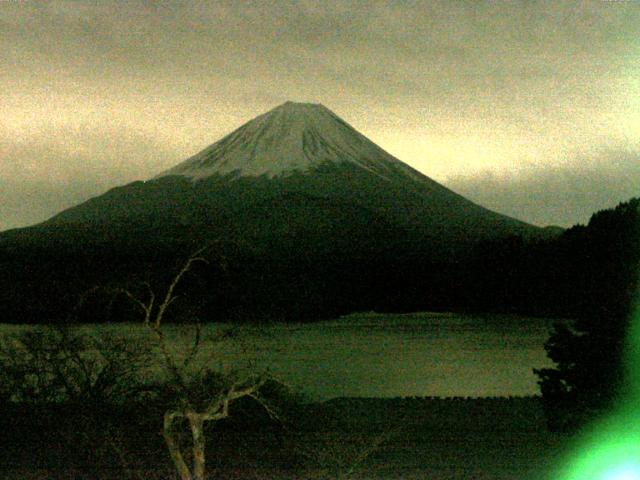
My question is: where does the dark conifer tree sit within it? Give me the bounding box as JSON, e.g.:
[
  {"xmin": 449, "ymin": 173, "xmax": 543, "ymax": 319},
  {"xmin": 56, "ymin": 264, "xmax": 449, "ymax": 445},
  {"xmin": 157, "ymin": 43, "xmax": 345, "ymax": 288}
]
[{"xmin": 535, "ymin": 198, "xmax": 640, "ymax": 431}]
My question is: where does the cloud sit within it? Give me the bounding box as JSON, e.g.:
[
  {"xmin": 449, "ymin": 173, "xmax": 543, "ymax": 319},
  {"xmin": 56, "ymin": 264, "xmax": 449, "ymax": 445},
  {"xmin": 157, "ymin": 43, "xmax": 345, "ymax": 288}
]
[
  {"xmin": 0, "ymin": 178, "xmax": 106, "ymax": 232},
  {"xmin": 0, "ymin": 1, "xmax": 639, "ymax": 229},
  {"xmin": 446, "ymin": 149, "xmax": 640, "ymax": 227}
]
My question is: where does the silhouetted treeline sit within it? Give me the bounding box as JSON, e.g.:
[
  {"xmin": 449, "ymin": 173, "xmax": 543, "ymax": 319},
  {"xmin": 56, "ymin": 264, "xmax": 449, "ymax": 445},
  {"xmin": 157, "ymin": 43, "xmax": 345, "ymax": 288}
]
[
  {"xmin": 0, "ymin": 198, "xmax": 637, "ymax": 324},
  {"xmin": 460, "ymin": 197, "xmax": 639, "ymax": 320},
  {"xmin": 532, "ymin": 198, "xmax": 639, "ymax": 431}
]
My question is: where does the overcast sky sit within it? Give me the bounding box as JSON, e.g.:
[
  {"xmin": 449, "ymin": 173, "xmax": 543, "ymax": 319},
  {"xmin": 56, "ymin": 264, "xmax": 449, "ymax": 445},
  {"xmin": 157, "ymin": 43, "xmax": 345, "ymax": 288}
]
[{"xmin": 1, "ymin": 0, "xmax": 639, "ymax": 230}]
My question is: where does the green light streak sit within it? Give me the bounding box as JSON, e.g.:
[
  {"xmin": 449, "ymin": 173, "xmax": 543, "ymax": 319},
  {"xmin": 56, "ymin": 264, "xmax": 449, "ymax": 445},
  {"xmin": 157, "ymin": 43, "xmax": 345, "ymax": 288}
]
[
  {"xmin": 556, "ymin": 411, "xmax": 640, "ymax": 479},
  {"xmin": 557, "ymin": 307, "xmax": 640, "ymax": 480}
]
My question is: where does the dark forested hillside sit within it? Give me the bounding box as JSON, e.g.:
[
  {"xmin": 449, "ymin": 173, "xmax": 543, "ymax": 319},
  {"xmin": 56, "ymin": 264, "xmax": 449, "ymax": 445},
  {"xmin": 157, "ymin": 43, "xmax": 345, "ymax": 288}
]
[
  {"xmin": 0, "ymin": 102, "xmax": 554, "ymax": 324},
  {"xmin": 461, "ymin": 197, "xmax": 639, "ymax": 319},
  {"xmin": 0, "ymin": 197, "xmax": 637, "ymax": 324},
  {"xmin": 532, "ymin": 198, "xmax": 640, "ymax": 430}
]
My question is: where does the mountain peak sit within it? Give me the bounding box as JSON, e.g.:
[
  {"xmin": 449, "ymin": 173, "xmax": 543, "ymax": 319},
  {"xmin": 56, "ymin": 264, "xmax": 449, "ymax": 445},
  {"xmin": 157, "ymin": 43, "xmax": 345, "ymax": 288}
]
[
  {"xmin": 279, "ymin": 100, "xmax": 325, "ymax": 109},
  {"xmin": 155, "ymin": 102, "xmax": 423, "ymax": 181},
  {"xmin": 263, "ymin": 101, "xmax": 335, "ymax": 126}
]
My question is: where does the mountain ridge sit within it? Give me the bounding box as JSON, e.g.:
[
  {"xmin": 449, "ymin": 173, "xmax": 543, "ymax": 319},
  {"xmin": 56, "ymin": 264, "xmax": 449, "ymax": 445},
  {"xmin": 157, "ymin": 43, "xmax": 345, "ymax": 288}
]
[
  {"xmin": 6, "ymin": 101, "xmax": 542, "ymax": 244},
  {"xmin": 156, "ymin": 101, "xmax": 435, "ymax": 185},
  {"xmin": 0, "ymin": 101, "xmax": 556, "ymax": 323}
]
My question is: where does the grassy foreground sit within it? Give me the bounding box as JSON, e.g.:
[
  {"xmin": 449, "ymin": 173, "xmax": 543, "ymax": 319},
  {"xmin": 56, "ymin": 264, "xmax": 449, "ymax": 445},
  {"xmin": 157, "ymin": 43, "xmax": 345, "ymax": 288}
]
[{"xmin": 0, "ymin": 396, "xmax": 570, "ymax": 480}]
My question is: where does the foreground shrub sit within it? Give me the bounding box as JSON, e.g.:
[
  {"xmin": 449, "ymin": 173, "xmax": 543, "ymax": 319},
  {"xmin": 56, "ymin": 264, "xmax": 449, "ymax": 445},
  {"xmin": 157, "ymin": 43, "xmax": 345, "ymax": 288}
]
[{"xmin": 0, "ymin": 325, "xmax": 153, "ymax": 405}]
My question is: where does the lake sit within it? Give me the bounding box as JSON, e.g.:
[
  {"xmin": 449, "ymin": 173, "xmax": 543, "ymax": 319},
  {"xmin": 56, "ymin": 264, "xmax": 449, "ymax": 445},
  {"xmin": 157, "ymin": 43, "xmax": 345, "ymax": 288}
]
[
  {"xmin": 0, "ymin": 312, "xmax": 563, "ymax": 400},
  {"xmin": 221, "ymin": 312, "xmax": 561, "ymax": 400}
]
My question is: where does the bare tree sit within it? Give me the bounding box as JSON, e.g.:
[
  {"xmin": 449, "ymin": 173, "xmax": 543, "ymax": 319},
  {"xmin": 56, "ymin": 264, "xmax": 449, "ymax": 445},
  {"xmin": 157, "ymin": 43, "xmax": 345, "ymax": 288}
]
[
  {"xmin": 119, "ymin": 246, "xmax": 277, "ymax": 480},
  {"xmin": 0, "ymin": 325, "xmax": 151, "ymax": 405},
  {"xmin": 0, "ymin": 324, "xmax": 154, "ymax": 479}
]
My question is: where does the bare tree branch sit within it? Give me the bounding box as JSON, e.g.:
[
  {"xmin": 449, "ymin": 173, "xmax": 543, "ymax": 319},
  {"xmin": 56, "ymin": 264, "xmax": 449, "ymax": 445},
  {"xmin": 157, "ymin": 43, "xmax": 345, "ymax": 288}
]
[
  {"xmin": 118, "ymin": 288, "xmax": 153, "ymax": 325},
  {"xmin": 163, "ymin": 411, "xmax": 191, "ymax": 480},
  {"xmin": 111, "ymin": 243, "xmax": 283, "ymax": 480},
  {"xmin": 155, "ymin": 247, "xmax": 209, "ymax": 329},
  {"xmin": 183, "ymin": 322, "xmax": 202, "ymax": 370}
]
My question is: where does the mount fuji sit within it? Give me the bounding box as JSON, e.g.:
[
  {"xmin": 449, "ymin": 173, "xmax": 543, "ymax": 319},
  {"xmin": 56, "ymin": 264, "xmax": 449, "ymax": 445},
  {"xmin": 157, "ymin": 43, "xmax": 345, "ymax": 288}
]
[
  {"xmin": 25, "ymin": 101, "xmax": 538, "ymax": 242},
  {"xmin": 158, "ymin": 101, "xmax": 434, "ymax": 181},
  {"xmin": 0, "ymin": 102, "xmax": 549, "ymax": 322}
]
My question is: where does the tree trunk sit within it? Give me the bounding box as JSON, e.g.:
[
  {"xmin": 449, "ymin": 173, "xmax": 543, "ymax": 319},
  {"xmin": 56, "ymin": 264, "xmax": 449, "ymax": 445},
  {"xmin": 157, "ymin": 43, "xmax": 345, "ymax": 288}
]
[
  {"xmin": 163, "ymin": 411, "xmax": 192, "ymax": 480},
  {"xmin": 188, "ymin": 412, "xmax": 207, "ymax": 480}
]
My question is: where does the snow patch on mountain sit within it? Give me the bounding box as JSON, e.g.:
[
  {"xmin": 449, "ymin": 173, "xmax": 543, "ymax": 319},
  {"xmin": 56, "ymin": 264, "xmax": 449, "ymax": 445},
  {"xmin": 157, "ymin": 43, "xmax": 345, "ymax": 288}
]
[{"xmin": 155, "ymin": 102, "xmax": 426, "ymax": 183}]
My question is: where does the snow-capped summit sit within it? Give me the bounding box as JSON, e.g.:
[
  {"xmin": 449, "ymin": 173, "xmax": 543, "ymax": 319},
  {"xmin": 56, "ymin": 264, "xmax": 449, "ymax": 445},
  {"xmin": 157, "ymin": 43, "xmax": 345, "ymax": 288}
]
[
  {"xmin": 30, "ymin": 100, "xmax": 541, "ymax": 245},
  {"xmin": 0, "ymin": 100, "xmax": 554, "ymax": 324},
  {"xmin": 156, "ymin": 101, "xmax": 422, "ymax": 181}
]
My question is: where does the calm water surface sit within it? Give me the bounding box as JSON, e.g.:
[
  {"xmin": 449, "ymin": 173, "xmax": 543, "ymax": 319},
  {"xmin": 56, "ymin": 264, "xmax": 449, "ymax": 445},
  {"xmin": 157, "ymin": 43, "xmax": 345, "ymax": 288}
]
[
  {"xmin": 2, "ymin": 312, "xmax": 563, "ymax": 400},
  {"xmin": 205, "ymin": 312, "xmax": 561, "ymax": 400}
]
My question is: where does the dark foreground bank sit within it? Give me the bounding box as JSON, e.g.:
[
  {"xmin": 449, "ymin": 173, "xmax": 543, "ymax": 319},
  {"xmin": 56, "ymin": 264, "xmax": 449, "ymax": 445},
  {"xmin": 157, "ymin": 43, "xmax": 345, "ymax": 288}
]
[{"xmin": 0, "ymin": 396, "xmax": 570, "ymax": 480}]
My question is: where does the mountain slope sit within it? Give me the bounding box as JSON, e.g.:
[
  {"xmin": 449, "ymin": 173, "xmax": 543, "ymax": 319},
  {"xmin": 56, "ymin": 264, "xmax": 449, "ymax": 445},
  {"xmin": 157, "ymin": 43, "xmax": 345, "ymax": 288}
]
[
  {"xmin": 32, "ymin": 102, "xmax": 538, "ymax": 245},
  {"xmin": 156, "ymin": 101, "xmax": 428, "ymax": 181},
  {"xmin": 0, "ymin": 101, "xmax": 551, "ymax": 323}
]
